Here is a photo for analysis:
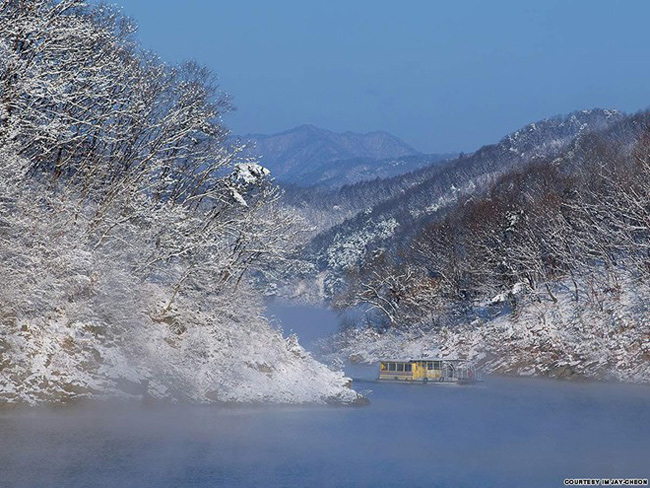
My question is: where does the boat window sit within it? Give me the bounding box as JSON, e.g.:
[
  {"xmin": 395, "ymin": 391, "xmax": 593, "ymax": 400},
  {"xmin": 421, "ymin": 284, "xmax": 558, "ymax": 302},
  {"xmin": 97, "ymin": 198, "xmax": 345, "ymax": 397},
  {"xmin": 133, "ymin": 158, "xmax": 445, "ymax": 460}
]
[
  {"xmin": 405, "ymin": 363, "xmax": 412, "ymax": 372},
  {"xmin": 397, "ymin": 363, "xmax": 404, "ymax": 372},
  {"xmin": 388, "ymin": 363, "xmax": 396, "ymax": 372}
]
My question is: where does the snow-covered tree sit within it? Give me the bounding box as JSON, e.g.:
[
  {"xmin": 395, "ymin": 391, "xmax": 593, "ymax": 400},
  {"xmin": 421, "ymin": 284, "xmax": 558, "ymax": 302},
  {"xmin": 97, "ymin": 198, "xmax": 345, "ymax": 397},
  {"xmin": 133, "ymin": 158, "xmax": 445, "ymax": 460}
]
[{"xmin": 0, "ymin": 1, "xmax": 359, "ymax": 405}]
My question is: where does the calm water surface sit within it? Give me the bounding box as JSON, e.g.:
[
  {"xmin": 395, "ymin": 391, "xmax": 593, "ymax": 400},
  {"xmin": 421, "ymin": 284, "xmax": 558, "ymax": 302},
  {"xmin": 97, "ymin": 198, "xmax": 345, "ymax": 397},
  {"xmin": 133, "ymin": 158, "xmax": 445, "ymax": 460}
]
[{"xmin": 1, "ymin": 305, "xmax": 649, "ymax": 487}]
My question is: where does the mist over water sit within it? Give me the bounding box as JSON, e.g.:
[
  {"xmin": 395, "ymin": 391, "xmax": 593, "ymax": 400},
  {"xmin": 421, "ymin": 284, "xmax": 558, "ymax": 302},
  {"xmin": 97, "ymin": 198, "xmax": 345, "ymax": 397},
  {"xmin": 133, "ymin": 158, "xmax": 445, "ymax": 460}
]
[
  {"xmin": 267, "ymin": 302, "xmax": 341, "ymax": 349},
  {"xmin": 2, "ymin": 305, "xmax": 649, "ymax": 488}
]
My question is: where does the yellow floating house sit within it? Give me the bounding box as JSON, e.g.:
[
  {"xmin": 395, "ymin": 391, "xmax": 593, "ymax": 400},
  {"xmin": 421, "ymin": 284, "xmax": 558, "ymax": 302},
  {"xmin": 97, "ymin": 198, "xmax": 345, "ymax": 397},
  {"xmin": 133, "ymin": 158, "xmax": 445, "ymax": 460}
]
[{"xmin": 378, "ymin": 357, "xmax": 478, "ymax": 383}]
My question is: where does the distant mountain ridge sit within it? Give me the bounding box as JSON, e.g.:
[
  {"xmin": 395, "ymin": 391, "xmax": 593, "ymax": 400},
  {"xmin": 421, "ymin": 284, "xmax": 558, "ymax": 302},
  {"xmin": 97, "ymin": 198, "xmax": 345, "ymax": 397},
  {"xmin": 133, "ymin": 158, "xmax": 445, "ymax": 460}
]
[{"xmin": 239, "ymin": 125, "xmax": 446, "ymax": 186}]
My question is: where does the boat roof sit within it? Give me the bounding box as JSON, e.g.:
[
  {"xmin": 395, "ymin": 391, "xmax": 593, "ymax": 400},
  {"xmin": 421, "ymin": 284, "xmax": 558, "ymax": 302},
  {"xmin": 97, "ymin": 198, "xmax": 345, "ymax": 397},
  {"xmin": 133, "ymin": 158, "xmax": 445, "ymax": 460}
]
[{"xmin": 380, "ymin": 357, "xmax": 462, "ymax": 363}]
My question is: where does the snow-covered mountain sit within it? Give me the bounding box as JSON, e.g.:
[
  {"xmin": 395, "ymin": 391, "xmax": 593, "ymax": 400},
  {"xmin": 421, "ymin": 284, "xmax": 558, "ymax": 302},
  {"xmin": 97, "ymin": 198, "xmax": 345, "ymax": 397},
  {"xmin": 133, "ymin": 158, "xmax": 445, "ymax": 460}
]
[
  {"xmin": 240, "ymin": 125, "xmax": 450, "ymax": 186},
  {"xmin": 303, "ymin": 109, "xmax": 626, "ymax": 290},
  {"xmin": 313, "ymin": 108, "xmax": 650, "ymax": 386}
]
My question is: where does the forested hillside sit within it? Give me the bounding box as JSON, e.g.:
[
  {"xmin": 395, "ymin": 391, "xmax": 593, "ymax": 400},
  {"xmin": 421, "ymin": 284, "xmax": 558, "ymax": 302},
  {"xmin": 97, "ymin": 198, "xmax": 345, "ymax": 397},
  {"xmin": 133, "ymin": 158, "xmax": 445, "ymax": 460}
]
[
  {"xmin": 288, "ymin": 109, "xmax": 625, "ymax": 297},
  {"xmin": 326, "ymin": 112, "xmax": 650, "ymax": 383},
  {"xmin": 0, "ymin": 0, "xmax": 361, "ymax": 405}
]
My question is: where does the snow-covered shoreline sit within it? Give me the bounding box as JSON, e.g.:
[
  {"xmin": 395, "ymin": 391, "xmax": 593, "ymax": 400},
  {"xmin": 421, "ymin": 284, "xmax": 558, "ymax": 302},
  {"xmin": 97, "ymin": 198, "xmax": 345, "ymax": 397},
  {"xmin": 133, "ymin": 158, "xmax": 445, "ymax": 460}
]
[
  {"xmin": 0, "ymin": 294, "xmax": 365, "ymax": 406},
  {"xmin": 326, "ymin": 282, "xmax": 650, "ymax": 385}
]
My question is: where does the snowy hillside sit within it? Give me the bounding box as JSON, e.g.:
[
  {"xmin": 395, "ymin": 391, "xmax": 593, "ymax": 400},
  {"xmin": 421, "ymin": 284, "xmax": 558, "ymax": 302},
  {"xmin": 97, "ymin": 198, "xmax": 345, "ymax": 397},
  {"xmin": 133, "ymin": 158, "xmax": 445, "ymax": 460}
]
[
  {"xmin": 323, "ymin": 110, "xmax": 650, "ymax": 385},
  {"xmin": 297, "ymin": 109, "xmax": 626, "ymax": 298},
  {"xmin": 0, "ymin": 148, "xmax": 361, "ymax": 406},
  {"xmin": 0, "ymin": 2, "xmax": 362, "ymax": 406},
  {"xmin": 328, "ymin": 277, "xmax": 650, "ymax": 384}
]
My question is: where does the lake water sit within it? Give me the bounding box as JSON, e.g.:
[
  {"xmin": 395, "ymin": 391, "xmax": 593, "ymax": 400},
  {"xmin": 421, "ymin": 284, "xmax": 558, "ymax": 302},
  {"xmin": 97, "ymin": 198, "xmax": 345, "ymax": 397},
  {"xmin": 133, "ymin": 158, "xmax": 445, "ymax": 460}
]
[{"xmin": 1, "ymin": 305, "xmax": 649, "ymax": 487}]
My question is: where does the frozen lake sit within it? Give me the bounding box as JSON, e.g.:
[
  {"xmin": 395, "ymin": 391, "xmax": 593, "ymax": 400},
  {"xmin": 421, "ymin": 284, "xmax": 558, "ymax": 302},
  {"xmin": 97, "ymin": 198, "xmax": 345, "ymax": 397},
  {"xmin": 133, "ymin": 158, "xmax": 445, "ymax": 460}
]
[{"xmin": 1, "ymin": 305, "xmax": 649, "ymax": 487}]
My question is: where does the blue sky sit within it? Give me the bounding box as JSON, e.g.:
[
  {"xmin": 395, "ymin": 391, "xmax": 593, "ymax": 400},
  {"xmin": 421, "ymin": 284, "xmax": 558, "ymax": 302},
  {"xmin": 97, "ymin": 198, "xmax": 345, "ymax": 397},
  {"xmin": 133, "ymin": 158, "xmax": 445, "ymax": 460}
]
[{"xmin": 116, "ymin": 0, "xmax": 650, "ymax": 153}]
